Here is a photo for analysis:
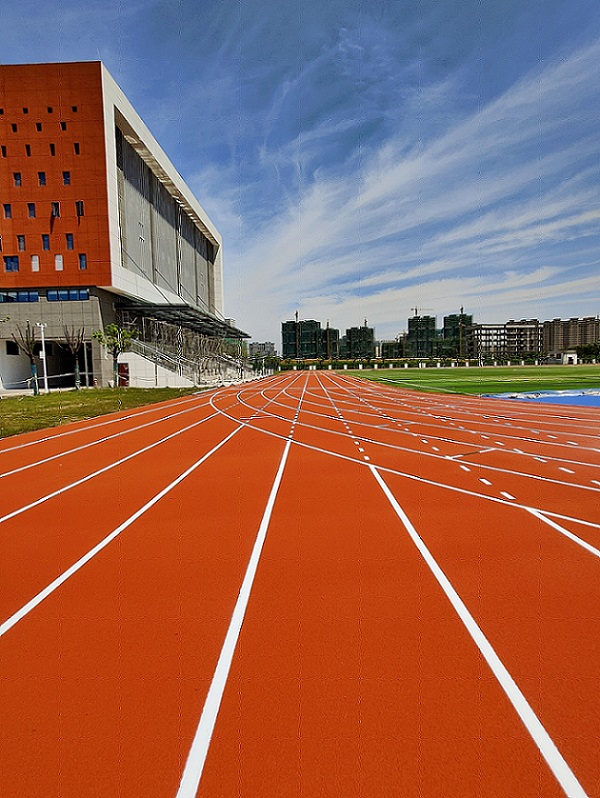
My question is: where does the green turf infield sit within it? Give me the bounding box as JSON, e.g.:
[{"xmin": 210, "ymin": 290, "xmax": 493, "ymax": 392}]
[
  {"xmin": 348, "ymin": 364, "xmax": 600, "ymax": 395},
  {"xmin": 0, "ymin": 386, "xmax": 200, "ymax": 439}
]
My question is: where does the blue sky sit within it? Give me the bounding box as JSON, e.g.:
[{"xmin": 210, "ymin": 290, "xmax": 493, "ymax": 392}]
[{"xmin": 2, "ymin": 0, "xmax": 599, "ymax": 343}]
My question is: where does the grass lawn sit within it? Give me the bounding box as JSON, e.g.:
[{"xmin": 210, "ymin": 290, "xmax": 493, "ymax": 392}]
[
  {"xmin": 0, "ymin": 386, "xmax": 201, "ymax": 439},
  {"xmin": 348, "ymin": 364, "xmax": 600, "ymax": 395}
]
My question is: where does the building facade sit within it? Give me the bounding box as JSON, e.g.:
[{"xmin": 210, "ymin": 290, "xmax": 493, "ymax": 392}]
[
  {"xmin": 543, "ymin": 317, "xmax": 600, "ymax": 353},
  {"xmin": 0, "ymin": 61, "xmax": 245, "ymax": 390}
]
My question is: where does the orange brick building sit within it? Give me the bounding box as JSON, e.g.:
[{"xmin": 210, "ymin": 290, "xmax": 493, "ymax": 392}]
[{"xmin": 0, "ymin": 62, "xmax": 244, "ymax": 389}]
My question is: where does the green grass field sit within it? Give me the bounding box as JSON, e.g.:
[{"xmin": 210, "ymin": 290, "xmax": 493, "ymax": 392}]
[
  {"xmin": 348, "ymin": 364, "xmax": 600, "ymax": 395},
  {"xmin": 0, "ymin": 386, "xmax": 200, "ymax": 439}
]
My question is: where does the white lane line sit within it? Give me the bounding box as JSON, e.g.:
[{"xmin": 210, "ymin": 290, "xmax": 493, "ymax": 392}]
[
  {"xmin": 480, "ymin": 479, "xmax": 492, "ymax": 486},
  {"xmin": 559, "ymin": 468, "xmax": 575, "ymax": 474},
  {"xmin": 0, "ymin": 391, "xmax": 213, "ymax": 455},
  {"xmin": 592, "ymin": 480, "xmax": 600, "ymax": 488},
  {"xmin": 0, "ymin": 414, "xmax": 221, "ymax": 527},
  {"xmin": 501, "ymin": 491, "xmax": 516, "ymax": 500},
  {"xmin": 370, "ymin": 466, "xmax": 589, "ymax": 798},
  {"xmin": 0, "ymin": 426, "xmax": 243, "ymax": 640},
  {"xmin": 460, "ymin": 465, "xmax": 471, "ymax": 472},
  {"xmin": 175, "ymin": 440, "xmax": 291, "ymax": 798},
  {"xmin": 0, "ymin": 401, "xmax": 212, "ymax": 480},
  {"xmin": 527, "ymin": 509, "xmax": 600, "ymax": 560}
]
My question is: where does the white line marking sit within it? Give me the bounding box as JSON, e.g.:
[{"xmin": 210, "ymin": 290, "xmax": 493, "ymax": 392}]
[
  {"xmin": 592, "ymin": 480, "xmax": 600, "ymax": 487},
  {"xmin": 0, "ymin": 402, "xmax": 212, "ymax": 480},
  {"xmin": 370, "ymin": 466, "xmax": 588, "ymax": 798},
  {"xmin": 460, "ymin": 465, "xmax": 470, "ymax": 472},
  {"xmin": 559, "ymin": 467, "xmax": 575, "ymax": 474},
  {"xmin": 0, "ymin": 414, "xmax": 220, "ymax": 527},
  {"xmin": 501, "ymin": 491, "xmax": 516, "ymax": 500},
  {"xmin": 175, "ymin": 438, "xmax": 291, "ymax": 798},
  {"xmin": 527, "ymin": 509, "xmax": 600, "ymax": 559},
  {"xmin": 480, "ymin": 479, "xmax": 492, "ymax": 486},
  {"xmin": 0, "ymin": 426, "xmax": 243, "ymax": 640}
]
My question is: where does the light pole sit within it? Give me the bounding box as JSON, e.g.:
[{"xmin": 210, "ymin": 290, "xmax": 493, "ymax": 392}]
[{"xmin": 36, "ymin": 322, "xmax": 49, "ymax": 393}]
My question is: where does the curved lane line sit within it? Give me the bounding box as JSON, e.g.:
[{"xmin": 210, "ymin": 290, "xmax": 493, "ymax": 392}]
[
  {"xmin": 0, "ymin": 425, "xmax": 243, "ymax": 640},
  {"xmin": 370, "ymin": 464, "xmax": 589, "ymax": 798},
  {"xmin": 0, "ymin": 412, "xmax": 219, "ymax": 526}
]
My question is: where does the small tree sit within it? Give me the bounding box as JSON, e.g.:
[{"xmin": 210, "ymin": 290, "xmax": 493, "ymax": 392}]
[
  {"xmin": 92, "ymin": 323, "xmax": 137, "ymax": 387},
  {"xmin": 62, "ymin": 326, "xmax": 85, "ymax": 390},
  {"xmin": 12, "ymin": 322, "xmax": 39, "ymax": 395}
]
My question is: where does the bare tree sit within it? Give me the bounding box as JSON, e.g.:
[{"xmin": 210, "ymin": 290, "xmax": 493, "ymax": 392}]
[
  {"xmin": 12, "ymin": 322, "xmax": 39, "ymax": 395},
  {"xmin": 62, "ymin": 326, "xmax": 86, "ymax": 390}
]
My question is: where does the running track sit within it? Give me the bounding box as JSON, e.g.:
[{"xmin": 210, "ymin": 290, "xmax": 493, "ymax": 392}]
[{"xmin": 1, "ymin": 371, "xmax": 599, "ymax": 797}]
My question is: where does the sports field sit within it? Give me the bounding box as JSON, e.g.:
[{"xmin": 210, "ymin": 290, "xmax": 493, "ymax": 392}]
[
  {"xmin": 1, "ymin": 371, "xmax": 599, "ymax": 797},
  {"xmin": 349, "ymin": 363, "xmax": 600, "ymax": 395}
]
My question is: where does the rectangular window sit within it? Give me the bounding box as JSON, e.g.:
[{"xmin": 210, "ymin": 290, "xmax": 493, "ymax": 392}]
[
  {"xmin": 78, "ymin": 253, "xmax": 87, "ymax": 270},
  {"xmin": 28, "ymin": 203, "xmax": 36, "ymax": 218},
  {"xmin": 54, "ymin": 254, "xmax": 63, "ymax": 271},
  {"xmin": 60, "ymin": 121, "xmax": 67, "ymax": 131},
  {"xmin": 11, "ymin": 123, "xmax": 17, "ymax": 132},
  {"xmin": 0, "ymin": 291, "xmax": 18, "ymax": 302},
  {"xmin": 68, "ymin": 289, "xmax": 79, "ymax": 300},
  {"xmin": 47, "ymin": 107, "xmax": 53, "ymax": 113},
  {"xmin": 72, "ymin": 106, "xmax": 78, "ymax": 112},
  {"xmin": 13, "ymin": 172, "xmax": 22, "ymax": 187},
  {"xmin": 3, "ymin": 204, "xmax": 11, "ymax": 219},
  {"xmin": 6, "ymin": 340, "xmax": 19, "ymax": 355},
  {"xmin": 38, "ymin": 171, "xmax": 46, "ymax": 186},
  {"xmin": 47, "ymin": 290, "xmax": 58, "ymax": 301},
  {"xmin": 36, "ymin": 122, "xmax": 42, "ymax": 131},
  {"xmin": 51, "ymin": 202, "xmax": 60, "ymax": 217},
  {"xmin": 17, "ymin": 235, "xmax": 26, "ymax": 251},
  {"xmin": 66, "ymin": 233, "xmax": 74, "ymax": 250},
  {"xmin": 1, "ymin": 146, "xmax": 6, "ymax": 157},
  {"xmin": 0, "ymin": 236, "xmax": 2, "ymax": 251},
  {"xmin": 75, "ymin": 200, "xmax": 84, "ymax": 217},
  {"xmin": 3, "ymin": 256, "xmax": 19, "ymax": 272},
  {"xmin": 0, "ymin": 108, "xmax": 4, "ymax": 114},
  {"xmin": 49, "ymin": 143, "xmax": 56, "ymax": 156},
  {"xmin": 31, "ymin": 255, "xmax": 39, "ymax": 272},
  {"xmin": 62, "ymin": 171, "xmax": 71, "ymax": 185},
  {"xmin": 42, "ymin": 234, "xmax": 50, "ymax": 251},
  {"xmin": 74, "ymin": 142, "xmax": 80, "ymax": 155},
  {"xmin": 58, "ymin": 289, "xmax": 69, "ymax": 301},
  {"xmin": 23, "ymin": 107, "xmax": 28, "ymax": 114},
  {"xmin": 25, "ymin": 144, "xmax": 31, "ymax": 156}
]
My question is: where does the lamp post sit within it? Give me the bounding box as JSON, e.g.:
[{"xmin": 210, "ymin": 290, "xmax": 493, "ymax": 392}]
[{"xmin": 36, "ymin": 322, "xmax": 49, "ymax": 393}]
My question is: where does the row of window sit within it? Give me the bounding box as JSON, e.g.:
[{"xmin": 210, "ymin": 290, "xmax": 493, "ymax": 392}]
[
  {"xmin": 3, "ymin": 121, "xmax": 71, "ymax": 132},
  {"xmin": 0, "ymin": 287, "xmax": 90, "ymax": 304},
  {"xmin": 1, "ymin": 142, "xmax": 81, "ymax": 157},
  {"xmin": 8, "ymin": 171, "xmax": 71, "ymax": 186},
  {"xmin": 3, "ymin": 253, "xmax": 87, "ymax": 271},
  {"xmin": 1, "ymin": 233, "xmax": 78, "ymax": 250},
  {"xmin": 0, "ymin": 106, "xmax": 78, "ymax": 115},
  {"xmin": 2, "ymin": 200, "xmax": 84, "ymax": 218}
]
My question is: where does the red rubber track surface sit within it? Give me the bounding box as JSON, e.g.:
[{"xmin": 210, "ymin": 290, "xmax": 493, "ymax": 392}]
[{"xmin": 1, "ymin": 372, "xmax": 599, "ymax": 797}]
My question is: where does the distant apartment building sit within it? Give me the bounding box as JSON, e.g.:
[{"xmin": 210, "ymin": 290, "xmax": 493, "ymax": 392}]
[
  {"xmin": 442, "ymin": 311, "xmax": 473, "ymax": 358},
  {"xmin": 248, "ymin": 341, "xmax": 277, "ymax": 358},
  {"xmin": 341, "ymin": 323, "xmax": 375, "ymax": 359},
  {"xmin": 543, "ymin": 317, "xmax": 600, "ymax": 352},
  {"xmin": 469, "ymin": 319, "xmax": 542, "ymax": 359},
  {"xmin": 406, "ymin": 315, "xmax": 437, "ymax": 358}
]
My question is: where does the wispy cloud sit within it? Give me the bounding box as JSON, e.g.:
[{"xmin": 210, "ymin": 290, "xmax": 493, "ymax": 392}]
[{"xmin": 213, "ymin": 34, "xmax": 600, "ymax": 341}]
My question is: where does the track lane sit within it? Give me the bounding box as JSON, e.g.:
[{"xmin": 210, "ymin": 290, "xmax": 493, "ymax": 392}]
[
  {"xmin": 0, "ymin": 425, "xmax": 288, "ymax": 798},
  {"xmin": 197, "ymin": 443, "xmax": 567, "ymax": 798}
]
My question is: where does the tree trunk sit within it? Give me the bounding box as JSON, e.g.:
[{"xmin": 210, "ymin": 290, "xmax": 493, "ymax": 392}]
[
  {"xmin": 30, "ymin": 360, "xmax": 39, "ymax": 396},
  {"xmin": 74, "ymin": 360, "xmax": 81, "ymax": 391}
]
